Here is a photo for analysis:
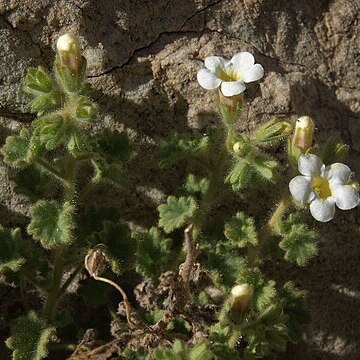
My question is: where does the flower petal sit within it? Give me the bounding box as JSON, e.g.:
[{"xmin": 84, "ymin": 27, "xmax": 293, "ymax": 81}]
[
  {"xmin": 220, "ymin": 81, "xmax": 246, "ymax": 96},
  {"xmin": 242, "ymin": 64, "xmax": 264, "ymax": 83},
  {"xmin": 197, "ymin": 69, "xmax": 222, "ymax": 90},
  {"xmin": 289, "ymin": 176, "xmax": 316, "ymax": 203},
  {"xmin": 309, "ymin": 198, "xmax": 336, "ymax": 222},
  {"xmin": 327, "ymin": 163, "xmax": 352, "ymax": 185},
  {"xmin": 298, "ymin": 154, "xmax": 324, "ymax": 177},
  {"xmin": 204, "ymin": 56, "xmax": 229, "ymax": 71},
  {"xmin": 332, "ymin": 184, "xmax": 360, "ymax": 210},
  {"xmin": 230, "ymin": 52, "xmax": 255, "ymax": 70}
]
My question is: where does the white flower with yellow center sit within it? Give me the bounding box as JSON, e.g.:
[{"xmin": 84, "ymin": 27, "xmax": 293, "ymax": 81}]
[
  {"xmin": 289, "ymin": 154, "xmax": 359, "ymax": 222},
  {"xmin": 197, "ymin": 52, "xmax": 264, "ymax": 97}
]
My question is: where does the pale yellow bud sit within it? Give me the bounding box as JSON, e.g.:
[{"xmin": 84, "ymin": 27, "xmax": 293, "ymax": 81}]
[
  {"xmin": 291, "ymin": 116, "xmax": 315, "ymax": 153},
  {"xmin": 56, "ymin": 33, "xmax": 82, "ymax": 73},
  {"xmin": 231, "ymin": 284, "xmax": 253, "ymax": 314}
]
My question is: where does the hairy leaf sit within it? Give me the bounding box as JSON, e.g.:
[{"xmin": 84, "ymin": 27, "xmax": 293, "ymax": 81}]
[
  {"xmin": 224, "ymin": 212, "xmax": 258, "ymax": 248},
  {"xmin": 135, "ymin": 227, "xmax": 173, "ymax": 278},
  {"xmin": 90, "ymin": 221, "xmax": 135, "ymax": 274},
  {"xmin": 236, "ymin": 268, "xmax": 276, "ymax": 313},
  {"xmin": 95, "ymin": 129, "xmax": 133, "ymax": 164},
  {"xmin": 6, "ymin": 311, "xmax": 54, "ymax": 360},
  {"xmin": 278, "ymin": 214, "xmax": 317, "ymax": 266},
  {"xmin": 280, "ymin": 282, "xmax": 311, "ymax": 342},
  {"xmin": 157, "ymin": 132, "xmax": 210, "ymax": 168},
  {"xmin": 243, "ymin": 305, "xmax": 288, "ymax": 358},
  {"xmin": 28, "ymin": 200, "xmax": 74, "ymax": 249},
  {"xmin": 11, "ymin": 166, "xmax": 55, "ymax": 202},
  {"xmin": 320, "ymin": 137, "xmax": 348, "ymax": 166},
  {"xmin": 0, "ymin": 227, "xmax": 26, "ymax": 274},
  {"xmin": 158, "ymin": 196, "xmax": 197, "ymax": 233},
  {"xmin": 1, "ymin": 129, "xmax": 39, "ymax": 167},
  {"xmin": 184, "ymin": 174, "xmax": 209, "ymax": 197},
  {"xmin": 226, "ymin": 159, "xmax": 252, "ymax": 190},
  {"xmin": 153, "ymin": 340, "xmax": 212, "ymax": 360}
]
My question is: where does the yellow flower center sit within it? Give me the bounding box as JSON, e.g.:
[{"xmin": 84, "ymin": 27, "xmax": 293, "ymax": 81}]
[
  {"xmin": 312, "ymin": 176, "xmax": 332, "ymax": 199},
  {"xmin": 217, "ymin": 68, "xmax": 243, "ymax": 82}
]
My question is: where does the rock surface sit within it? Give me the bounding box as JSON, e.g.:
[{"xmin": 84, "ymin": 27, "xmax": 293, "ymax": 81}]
[{"xmin": 0, "ymin": 0, "xmax": 359, "ymax": 358}]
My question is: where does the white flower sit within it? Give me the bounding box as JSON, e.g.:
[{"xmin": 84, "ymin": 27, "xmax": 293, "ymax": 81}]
[
  {"xmin": 289, "ymin": 154, "xmax": 360, "ymax": 222},
  {"xmin": 197, "ymin": 52, "xmax": 264, "ymax": 97}
]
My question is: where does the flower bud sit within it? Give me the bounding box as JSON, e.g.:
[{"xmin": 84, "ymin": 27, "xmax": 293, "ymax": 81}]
[
  {"xmin": 55, "ymin": 33, "xmax": 86, "ymax": 93},
  {"xmin": 85, "ymin": 249, "xmax": 107, "ymax": 277},
  {"xmin": 291, "ymin": 116, "xmax": 315, "ymax": 154},
  {"xmin": 56, "ymin": 33, "xmax": 81, "ymax": 72},
  {"xmin": 230, "ymin": 284, "xmax": 253, "ymax": 315},
  {"xmin": 233, "ymin": 135, "xmax": 251, "ymax": 157}
]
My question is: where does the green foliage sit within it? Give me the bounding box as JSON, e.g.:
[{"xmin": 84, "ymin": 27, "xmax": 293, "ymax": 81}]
[
  {"xmin": 135, "ymin": 227, "xmax": 173, "ymax": 278},
  {"xmin": 252, "ymin": 119, "xmax": 292, "ymax": 143},
  {"xmin": 224, "ymin": 212, "xmax": 258, "ymax": 248},
  {"xmin": 184, "ymin": 174, "xmax": 209, "ymax": 197},
  {"xmin": 152, "ymin": 340, "xmax": 212, "ymax": 360},
  {"xmin": 27, "ymin": 200, "xmax": 75, "ymax": 249},
  {"xmin": 227, "ymin": 152, "xmax": 278, "ymax": 191},
  {"xmin": 0, "ymin": 227, "xmax": 26, "ymax": 274},
  {"xmin": 280, "ymin": 282, "xmax": 310, "ymax": 342},
  {"xmin": 236, "ymin": 268, "xmax": 276, "ymax": 313},
  {"xmin": 209, "ymin": 324, "xmax": 238, "ymax": 359},
  {"xmin": 1, "ymin": 128, "xmax": 41, "ymax": 167},
  {"xmin": 157, "ymin": 132, "xmax": 210, "ymax": 168},
  {"xmin": 124, "ymin": 349, "xmax": 147, "ymax": 360},
  {"xmin": 278, "ymin": 213, "xmax": 317, "ymax": 266},
  {"xmin": 6, "ymin": 311, "xmax": 54, "ymax": 360},
  {"xmin": 203, "ymin": 244, "xmax": 246, "ymax": 290},
  {"xmin": 11, "ymin": 166, "xmax": 55, "ymax": 202},
  {"xmin": 95, "ymin": 129, "xmax": 133, "ymax": 164},
  {"xmin": 242, "ymin": 305, "xmax": 288, "ymax": 358},
  {"xmin": 89, "ymin": 221, "xmax": 135, "ymax": 274},
  {"xmin": 91, "ymin": 129, "xmax": 132, "ymax": 186},
  {"xmin": 23, "ymin": 67, "xmax": 62, "ymax": 115},
  {"xmin": 320, "ymin": 138, "xmax": 348, "ymax": 165},
  {"xmin": 158, "ymin": 196, "xmax": 197, "ymax": 233},
  {"xmin": 78, "ymin": 279, "xmax": 112, "ymax": 308},
  {"xmin": 226, "ymin": 158, "xmax": 252, "ymax": 190}
]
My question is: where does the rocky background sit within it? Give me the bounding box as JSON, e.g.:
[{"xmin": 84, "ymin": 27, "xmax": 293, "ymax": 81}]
[{"xmin": 0, "ymin": 0, "xmax": 359, "ymax": 358}]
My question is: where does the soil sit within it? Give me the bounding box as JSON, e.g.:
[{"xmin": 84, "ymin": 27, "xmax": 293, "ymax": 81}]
[{"xmin": 0, "ymin": 0, "xmax": 359, "ymax": 359}]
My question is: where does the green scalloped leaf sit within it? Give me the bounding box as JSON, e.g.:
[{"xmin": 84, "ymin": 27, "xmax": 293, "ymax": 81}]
[
  {"xmin": 0, "ymin": 227, "xmax": 26, "ymax": 274},
  {"xmin": 27, "ymin": 200, "xmax": 75, "ymax": 249},
  {"xmin": 278, "ymin": 214, "xmax": 317, "ymax": 266},
  {"xmin": 224, "ymin": 212, "xmax": 258, "ymax": 248},
  {"xmin": 1, "ymin": 129, "xmax": 38, "ymax": 167},
  {"xmin": 158, "ymin": 196, "xmax": 197, "ymax": 233},
  {"xmin": 89, "ymin": 221, "xmax": 135, "ymax": 274},
  {"xmin": 135, "ymin": 227, "xmax": 173, "ymax": 278},
  {"xmin": 157, "ymin": 132, "xmax": 210, "ymax": 168},
  {"xmin": 6, "ymin": 311, "xmax": 54, "ymax": 360}
]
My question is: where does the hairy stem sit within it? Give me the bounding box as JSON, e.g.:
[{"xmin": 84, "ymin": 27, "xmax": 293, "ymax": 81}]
[
  {"xmin": 43, "ymin": 156, "xmax": 78, "ymax": 320},
  {"xmin": 36, "ymin": 157, "xmax": 68, "ymax": 184},
  {"xmin": 192, "ymin": 127, "xmax": 233, "ymax": 241},
  {"xmin": 248, "ymin": 190, "xmax": 292, "ymax": 265}
]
